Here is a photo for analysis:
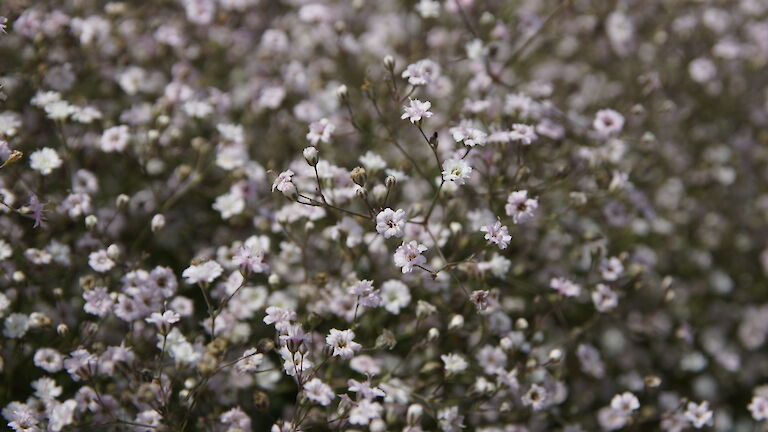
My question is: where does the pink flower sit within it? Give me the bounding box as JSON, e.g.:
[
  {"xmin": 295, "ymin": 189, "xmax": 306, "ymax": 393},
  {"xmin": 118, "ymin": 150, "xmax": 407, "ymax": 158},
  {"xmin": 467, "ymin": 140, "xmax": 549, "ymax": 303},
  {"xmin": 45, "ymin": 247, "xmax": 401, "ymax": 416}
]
[
  {"xmin": 480, "ymin": 221, "xmax": 511, "ymax": 249},
  {"xmin": 394, "ymin": 241, "xmax": 428, "ymax": 274},
  {"xmin": 401, "ymin": 99, "xmax": 433, "ymax": 123},
  {"xmin": 326, "ymin": 328, "xmax": 361, "ymax": 359}
]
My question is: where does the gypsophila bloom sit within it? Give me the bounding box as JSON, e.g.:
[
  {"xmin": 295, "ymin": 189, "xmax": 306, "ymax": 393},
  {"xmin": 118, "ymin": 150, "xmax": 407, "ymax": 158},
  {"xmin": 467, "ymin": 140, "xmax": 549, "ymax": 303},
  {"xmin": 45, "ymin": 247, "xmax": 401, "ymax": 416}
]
[
  {"xmin": 441, "ymin": 353, "xmax": 468, "ymax": 375},
  {"xmin": 306, "ymin": 118, "xmax": 335, "ymax": 146},
  {"xmin": 232, "ymin": 244, "xmax": 269, "ymax": 274},
  {"xmin": 29, "ymin": 148, "xmax": 62, "ymax": 175},
  {"xmin": 748, "ymin": 396, "xmax": 768, "ymax": 421},
  {"xmin": 303, "ymin": 378, "xmax": 334, "ymax": 406},
  {"xmin": 510, "ymin": 123, "xmax": 538, "ymax": 145},
  {"xmin": 450, "ymin": 123, "xmax": 487, "ymax": 147},
  {"xmin": 442, "ymin": 158, "xmax": 472, "ymax": 185},
  {"xmin": 100, "ymin": 125, "xmax": 130, "ymax": 152},
  {"xmin": 592, "ymin": 284, "xmax": 619, "ymax": 312},
  {"xmin": 234, "ymin": 348, "xmax": 264, "ymax": 374},
  {"xmin": 505, "ymin": 190, "xmax": 538, "ymax": 223},
  {"xmin": 376, "ymin": 208, "xmax": 406, "ymax": 239},
  {"xmin": 326, "ymin": 328, "xmax": 361, "ymax": 359},
  {"xmin": 213, "ymin": 192, "xmax": 245, "ymax": 220},
  {"xmin": 610, "ymin": 392, "xmax": 640, "ymax": 415},
  {"xmin": 401, "ymin": 98, "xmax": 433, "ymax": 123},
  {"xmin": 600, "ymin": 256, "xmax": 625, "ymax": 281},
  {"xmin": 349, "ymin": 280, "xmax": 381, "ymax": 308},
  {"xmin": 522, "ymin": 384, "xmax": 548, "ymax": 411},
  {"xmin": 380, "ymin": 280, "xmax": 411, "ymax": 314},
  {"xmin": 593, "ymin": 109, "xmax": 625, "ymax": 137},
  {"xmin": 550, "ymin": 277, "xmax": 582, "ymax": 297},
  {"xmin": 272, "ymin": 169, "xmax": 297, "ymax": 197},
  {"xmin": 349, "ymin": 399, "xmax": 383, "ymax": 426},
  {"xmin": 480, "ymin": 221, "xmax": 512, "ymax": 249},
  {"xmin": 182, "ymin": 260, "xmax": 223, "ymax": 284},
  {"xmin": 145, "ymin": 310, "xmax": 180, "ymax": 332},
  {"xmin": 394, "ymin": 241, "xmax": 428, "ymax": 274},
  {"xmin": 88, "ymin": 249, "xmax": 115, "ymax": 273},
  {"xmin": 684, "ymin": 401, "xmax": 714, "ymax": 428},
  {"xmin": 401, "ymin": 59, "xmax": 440, "ymax": 86}
]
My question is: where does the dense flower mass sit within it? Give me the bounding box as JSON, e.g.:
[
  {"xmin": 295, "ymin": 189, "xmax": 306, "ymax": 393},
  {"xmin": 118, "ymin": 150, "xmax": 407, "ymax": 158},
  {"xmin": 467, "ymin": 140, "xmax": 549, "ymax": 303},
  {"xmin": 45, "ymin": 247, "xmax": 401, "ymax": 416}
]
[{"xmin": 1, "ymin": 0, "xmax": 768, "ymax": 431}]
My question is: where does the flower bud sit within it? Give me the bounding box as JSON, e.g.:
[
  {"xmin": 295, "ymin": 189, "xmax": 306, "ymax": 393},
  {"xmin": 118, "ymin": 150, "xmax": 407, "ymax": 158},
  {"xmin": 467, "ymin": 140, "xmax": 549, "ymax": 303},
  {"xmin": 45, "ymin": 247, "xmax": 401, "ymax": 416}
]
[
  {"xmin": 336, "ymin": 84, "xmax": 348, "ymax": 101},
  {"xmin": 448, "ymin": 314, "xmax": 464, "ymax": 330},
  {"xmin": 385, "ymin": 175, "xmax": 396, "ymax": 188},
  {"xmin": 268, "ymin": 274, "xmax": 280, "ymax": 286},
  {"xmin": 427, "ymin": 327, "xmax": 440, "ymax": 341},
  {"xmin": 372, "ymin": 184, "xmax": 388, "ymax": 202},
  {"xmin": 383, "ymin": 55, "xmax": 395, "ymax": 70},
  {"xmin": 116, "ymin": 194, "xmax": 130, "ymax": 209},
  {"xmin": 548, "ymin": 348, "xmax": 563, "ymax": 363},
  {"xmin": 303, "ymin": 147, "xmax": 319, "ymax": 166},
  {"xmin": 57, "ymin": 323, "xmax": 69, "ymax": 337},
  {"xmin": 85, "ymin": 215, "xmax": 98, "ymax": 230},
  {"xmin": 151, "ymin": 214, "xmax": 166, "ymax": 232},
  {"xmin": 515, "ymin": 318, "xmax": 529, "ymax": 330},
  {"xmin": 350, "ymin": 166, "xmax": 367, "ymax": 187},
  {"xmin": 12, "ymin": 271, "xmax": 24, "ymax": 282},
  {"xmin": 370, "ymin": 419, "xmax": 386, "ymax": 432},
  {"xmin": 107, "ymin": 244, "xmax": 120, "ymax": 260},
  {"xmin": 407, "ymin": 404, "xmax": 423, "ymax": 425}
]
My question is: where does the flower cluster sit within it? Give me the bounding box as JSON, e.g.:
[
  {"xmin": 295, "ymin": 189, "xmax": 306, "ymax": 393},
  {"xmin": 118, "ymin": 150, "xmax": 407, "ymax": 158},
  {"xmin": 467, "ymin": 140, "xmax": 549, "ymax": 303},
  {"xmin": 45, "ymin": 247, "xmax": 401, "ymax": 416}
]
[{"xmin": 1, "ymin": 0, "xmax": 767, "ymax": 431}]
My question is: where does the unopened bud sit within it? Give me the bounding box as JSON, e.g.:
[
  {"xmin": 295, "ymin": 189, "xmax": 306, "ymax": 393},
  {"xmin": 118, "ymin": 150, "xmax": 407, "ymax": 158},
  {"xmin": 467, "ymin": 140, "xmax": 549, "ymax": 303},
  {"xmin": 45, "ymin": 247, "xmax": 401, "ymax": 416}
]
[
  {"xmin": 57, "ymin": 323, "xmax": 69, "ymax": 337},
  {"xmin": 85, "ymin": 215, "xmax": 98, "ymax": 230},
  {"xmin": 350, "ymin": 166, "xmax": 367, "ymax": 187},
  {"xmin": 116, "ymin": 194, "xmax": 130, "ymax": 209},
  {"xmin": 548, "ymin": 348, "xmax": 563, "ymax": 362},
  {"xmin": 151, "ymin": 214, "xmax": 165, "ymax": 232},
  {"xmin": 407, "ymin": 404, "xmax": 423, "ymax": 425},
  {"xmin": 385, "ymin": 175, "xmax": 396, "ymax": 188},
  {"xmin": 427, "ymin": 327, "xmax": 440, "ymax": 341},
  {"xmin": 107, "ymin": 244, "xmax": 120, "ymax": 260},
  {"xmin": 303, "ymin": 147, "xmax": 318, "ymax": 166},
  {"xmin": 268, "ymin": 274, "xmax": 280, "ymax": 286},
  {"xmin": 336, "ymin": 84, "xmax": 348, "ymax": 101},
  {"xmin": 383, "ymin": 55, "xmax": 395, "ymax": 70},
  {"xmin": 515, "ymin": 318, "xmax": 529, "ymax": 330},
  {"xmin": 12, "ymin": 271, "xmax": 24, "ymax": 282},
  {"xmin": 448, "ymin": 314, "xmax": 464, "ymax": 330}
]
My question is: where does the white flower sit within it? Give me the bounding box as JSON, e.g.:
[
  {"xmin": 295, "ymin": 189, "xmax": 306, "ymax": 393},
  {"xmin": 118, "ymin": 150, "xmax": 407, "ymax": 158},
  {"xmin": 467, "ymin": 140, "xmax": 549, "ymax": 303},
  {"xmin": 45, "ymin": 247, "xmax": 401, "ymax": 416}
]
[
  {"xmin": 550, "ymin": 277, "xmax": 582, "ymax": 297},
  {"xmin": 510, "ymin": 123, "xmax": 538, "ymax": 145},
  {"xmin": 88, "ymin": 249, "xmax": 115, "ymax": 273},
  {"xmin": 29, "ymin": 148, "xmax": 62, "ymax": 175},
  {"xmin": 182, "ymin": 260, "xmax": 223, "ymax": 284},
  {"xmin": 401, "ymin": 98, "xmax": 433, "ymax": 123},
  {"xmin": 521, "ymin": 384, "xmax": 548, "ymax": 411},
  {"xmin": 449, "ymin": 123, "xmax": 487, "ymax": 147},
  {"xmin": 3, "ymin": 313, "xmax": 29, "ymax": 338},
  {"xmin": 592, "ymin": 284, "xmax": 619, "ymax": 312},
  {"xmin": 375, "ymin": 208, "xmax": 406, "ymax": 239},
  {"xmin": 480, "ymin": 221, "xmax": 511, "ymax": 249},
  {"xmin": 748, "ymin": 396, "xmax": 768, "ymax": 421},
  {"xmin": 32, "ymin": 376, "xmax": 62, "ymax": 400},
  {"xmin": 272, "ymin": 169, "xmax": 297, "ymax": 197},
  {"xmin": 684, "ymin": 401, "xmax": 714, "ymax": 429},
  {"xmin": 183, "ymin": 100, "xmax": 214, "ymax": 118},
  {"xmin": 45, "ymin": 100, "xmax": 75, "ymax": 121},
  {"xmin": 145, "ymin": 310, "xmax": 180, "ymax": 332},
  {"xmin": 306, "ymin": 118, "xmax": 335, "ymax": 145},
  {"xmin": 394, "ymin": 241, "xmax": 428, "ymax": 274},
  {"xmin": 326, "ymin": 328, "xmax": 361, "ymax": 359},
  {"xmin": 213, "ymin": 192, "xmax": 245, "ymax": 220},
  {"xmin": 593, "ymin": 109, "xmax": 625, "ymax": 137},
  {"xmin": 441, "ymin": 353, "xmax": 468, "ymax": 375},
  {"xmin": 441, "ymin": 158, "xmax": 472, "ymax": 185},
  {"xmin": 235, "ymin": 347, "xmax": 264, "ymax": 374},
  {"xmin": 505, "ymin": 190, "xmax": 538, "ymax": 223},
  {"xmin": 100, "ymin": 125, "xmax": 130, "ymax": 152},
  {"xmin": 381, "ymin": 280, "xmax": 411, "ymax": 314},
  {"xmin": 610, "ymin": 392, "xmax": 640, "ymax": 415},
  {"xmin": 303, "ymin": 378, "xmax": 334, "ymax": 406},
  {"xmin": 600, "ymin": 257, "xmax": 624, "ymax": 281},
  {"xmin": 349, "ymin": 399, "xmax": 383, "ymax": 425},
  {"xmin": 401, "ymin": 59, "xmax": 441, "ymax": 86}
]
